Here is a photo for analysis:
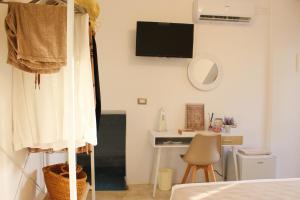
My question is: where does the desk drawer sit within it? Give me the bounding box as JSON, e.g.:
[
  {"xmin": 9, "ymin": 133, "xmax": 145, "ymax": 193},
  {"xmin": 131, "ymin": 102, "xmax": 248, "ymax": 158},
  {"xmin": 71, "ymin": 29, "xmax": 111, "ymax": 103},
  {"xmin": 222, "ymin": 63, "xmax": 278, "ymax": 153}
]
[{"xmin": 222, "ymin": 136, "xmax": 243, "ymax": 145}]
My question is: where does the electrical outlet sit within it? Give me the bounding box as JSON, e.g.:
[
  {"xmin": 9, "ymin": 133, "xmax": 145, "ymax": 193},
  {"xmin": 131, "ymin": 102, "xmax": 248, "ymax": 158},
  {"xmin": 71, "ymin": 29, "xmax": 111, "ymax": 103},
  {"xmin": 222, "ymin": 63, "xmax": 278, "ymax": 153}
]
[{"xmin": 137, "ymin": 98, "xmax": 147, "ymax": 105}]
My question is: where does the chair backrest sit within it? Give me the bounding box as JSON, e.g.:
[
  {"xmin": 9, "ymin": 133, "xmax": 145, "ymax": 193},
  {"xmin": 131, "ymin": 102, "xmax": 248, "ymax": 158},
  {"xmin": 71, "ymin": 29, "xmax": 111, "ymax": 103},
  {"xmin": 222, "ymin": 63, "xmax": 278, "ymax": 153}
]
[{"xmin": 183, "ymin": 133, "xmax": 221, "ymax": 166}]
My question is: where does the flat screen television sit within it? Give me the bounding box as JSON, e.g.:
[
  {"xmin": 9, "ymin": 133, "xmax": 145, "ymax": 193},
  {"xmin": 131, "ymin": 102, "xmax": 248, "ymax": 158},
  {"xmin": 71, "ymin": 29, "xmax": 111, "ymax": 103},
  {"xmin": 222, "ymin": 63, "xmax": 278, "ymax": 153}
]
[{"xmin": 136, "ymin": 21, "xmax": 194, "ymax": 58}]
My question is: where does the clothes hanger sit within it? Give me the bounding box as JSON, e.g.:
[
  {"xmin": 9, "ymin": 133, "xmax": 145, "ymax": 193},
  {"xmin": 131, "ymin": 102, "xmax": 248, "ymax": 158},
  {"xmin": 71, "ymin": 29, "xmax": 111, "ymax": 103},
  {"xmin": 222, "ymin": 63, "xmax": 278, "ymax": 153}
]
[
  {"xmin": 0, "ymin": 0, "xmax": 38, "ymax": 4},
  {"xmin": 0, "ymin": 0, "xmax": 87, "ymax": 14},
  {"xmin": 0, "ymin": 1, "xmax": 84, "ymax": 14},
  {"xmin": 45, "ymin": 0, "xmax": 87, "ymax": 13},
  {"xmin": 29, "ymin": 0, "xmax": 41, "ymax": 3}
]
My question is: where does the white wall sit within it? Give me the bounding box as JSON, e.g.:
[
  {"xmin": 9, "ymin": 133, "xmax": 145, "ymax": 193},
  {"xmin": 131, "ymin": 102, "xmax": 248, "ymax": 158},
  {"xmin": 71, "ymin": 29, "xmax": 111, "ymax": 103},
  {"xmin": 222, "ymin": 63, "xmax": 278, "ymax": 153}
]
[
  {"xmin": 268, "ymin": 0, "xmax": 300, "ymax": 178},
  {"xmin": 97, "ymin": 0, "xmax": 270, "ymax": 184}
]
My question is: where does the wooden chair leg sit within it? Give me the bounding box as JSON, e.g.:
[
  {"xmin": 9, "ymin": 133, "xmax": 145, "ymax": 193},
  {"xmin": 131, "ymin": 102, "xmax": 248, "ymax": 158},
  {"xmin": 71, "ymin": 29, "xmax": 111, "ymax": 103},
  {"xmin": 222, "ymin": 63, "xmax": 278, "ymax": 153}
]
[
  {"xmin": 191, "ymin": 165, "xmax": 198, "ymax": 183},
  {"xmin": 208, "ymin": 164, "xmax": 217, "ymax": 182},
  {"xmin": 204, "ymin": 166, "xmax": 209, "ymax": 182},
  {"xmin": 181, "ymin": 164, "xmax": 191, "ymax": 184}
]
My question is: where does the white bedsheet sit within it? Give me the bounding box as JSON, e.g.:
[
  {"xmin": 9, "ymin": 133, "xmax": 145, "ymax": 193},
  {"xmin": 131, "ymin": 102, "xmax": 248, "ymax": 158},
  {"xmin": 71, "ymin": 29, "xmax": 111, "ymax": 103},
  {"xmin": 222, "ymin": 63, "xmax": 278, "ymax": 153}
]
[{"xmin": 170, "ymin": 178, "xmax": 300, "ymax": 200}]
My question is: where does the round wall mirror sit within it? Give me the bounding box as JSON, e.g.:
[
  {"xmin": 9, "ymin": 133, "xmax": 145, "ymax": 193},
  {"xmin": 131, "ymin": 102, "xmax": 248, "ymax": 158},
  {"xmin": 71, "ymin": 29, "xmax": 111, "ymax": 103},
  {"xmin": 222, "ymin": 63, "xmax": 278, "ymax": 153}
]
[{"xmin": 187, "ymin": 58, "xmax": 222, "ymax": 91}]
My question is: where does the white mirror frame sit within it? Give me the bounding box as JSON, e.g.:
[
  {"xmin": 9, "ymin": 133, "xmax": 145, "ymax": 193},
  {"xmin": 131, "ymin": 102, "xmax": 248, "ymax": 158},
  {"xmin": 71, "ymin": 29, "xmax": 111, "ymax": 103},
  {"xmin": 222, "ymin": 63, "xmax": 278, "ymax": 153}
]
[{"xmin": 187, "ymin": 56, "xmax": 222, "ymax": 91}]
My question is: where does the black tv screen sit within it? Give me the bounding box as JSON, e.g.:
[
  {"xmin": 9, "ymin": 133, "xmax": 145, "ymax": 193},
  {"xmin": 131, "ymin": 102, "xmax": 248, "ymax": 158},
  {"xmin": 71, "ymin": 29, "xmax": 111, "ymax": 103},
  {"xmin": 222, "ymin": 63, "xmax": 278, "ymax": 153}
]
[{"xmin": 136, "ymin": 21, "xmax": 194, "ymax": 58}]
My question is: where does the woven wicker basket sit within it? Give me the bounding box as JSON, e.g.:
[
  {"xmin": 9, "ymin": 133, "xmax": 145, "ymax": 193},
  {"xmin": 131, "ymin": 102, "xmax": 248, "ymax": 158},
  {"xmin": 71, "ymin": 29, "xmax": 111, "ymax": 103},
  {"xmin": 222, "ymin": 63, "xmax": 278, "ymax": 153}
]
[{"xmin": 43, "ymin": 163, "xmax": 87, "ymax": 200}]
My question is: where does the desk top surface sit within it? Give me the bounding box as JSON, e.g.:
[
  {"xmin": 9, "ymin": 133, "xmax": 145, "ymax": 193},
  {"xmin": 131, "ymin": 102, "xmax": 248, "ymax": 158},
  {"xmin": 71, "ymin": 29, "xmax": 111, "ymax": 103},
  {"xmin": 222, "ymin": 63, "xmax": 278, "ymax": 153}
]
[{"xmin": 150, "ymin": 130, "xmax": 242, "ymax": 138}]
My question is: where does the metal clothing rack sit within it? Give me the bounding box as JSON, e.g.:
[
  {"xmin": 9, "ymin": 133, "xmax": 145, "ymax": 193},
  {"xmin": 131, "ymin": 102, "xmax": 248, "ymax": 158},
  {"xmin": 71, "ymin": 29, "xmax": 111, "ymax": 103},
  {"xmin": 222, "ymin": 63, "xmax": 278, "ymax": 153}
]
[
  {"xmin": 0, "ymin": 1, "xmax": 96, "ymax": 200},
  {"xmin": 67, "ymin": 1, "xmax": 96, "ymax": 199}
]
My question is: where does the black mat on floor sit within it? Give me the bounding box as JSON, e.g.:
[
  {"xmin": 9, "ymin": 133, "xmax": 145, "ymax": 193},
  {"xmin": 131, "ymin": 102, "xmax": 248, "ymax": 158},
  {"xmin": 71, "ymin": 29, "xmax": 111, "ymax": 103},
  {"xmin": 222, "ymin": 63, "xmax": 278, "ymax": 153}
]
[
  {"xmin": 81, "ymin": 165, "xmax": 127, "ymax": 191},
  {"xmin": 95, "ymin": 167, "xmax": 127, "ymax": 191}
]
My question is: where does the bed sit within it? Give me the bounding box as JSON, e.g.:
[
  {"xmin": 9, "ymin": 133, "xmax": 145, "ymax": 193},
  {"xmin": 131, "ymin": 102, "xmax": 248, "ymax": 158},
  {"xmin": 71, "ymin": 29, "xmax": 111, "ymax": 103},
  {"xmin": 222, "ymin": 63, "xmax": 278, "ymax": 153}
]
[{"xmin": 170, "ymin": 178, "xmax": 300, "ymax": 200}]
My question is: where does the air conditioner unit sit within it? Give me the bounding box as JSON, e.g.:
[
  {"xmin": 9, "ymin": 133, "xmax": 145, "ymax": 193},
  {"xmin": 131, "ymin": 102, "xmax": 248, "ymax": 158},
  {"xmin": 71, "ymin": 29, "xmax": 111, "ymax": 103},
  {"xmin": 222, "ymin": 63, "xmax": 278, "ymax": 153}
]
[{"xmin": 193, "ymin": 0, "xmax": 255, "ymax": 23}]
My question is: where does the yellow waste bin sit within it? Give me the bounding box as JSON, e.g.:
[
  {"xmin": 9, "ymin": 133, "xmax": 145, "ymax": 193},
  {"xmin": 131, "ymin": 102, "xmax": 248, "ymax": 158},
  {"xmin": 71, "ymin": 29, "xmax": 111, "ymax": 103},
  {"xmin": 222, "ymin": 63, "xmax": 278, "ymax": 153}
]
[{"xmin": 158, "ymin": 168, "xmax": 173, "ymax": 191}]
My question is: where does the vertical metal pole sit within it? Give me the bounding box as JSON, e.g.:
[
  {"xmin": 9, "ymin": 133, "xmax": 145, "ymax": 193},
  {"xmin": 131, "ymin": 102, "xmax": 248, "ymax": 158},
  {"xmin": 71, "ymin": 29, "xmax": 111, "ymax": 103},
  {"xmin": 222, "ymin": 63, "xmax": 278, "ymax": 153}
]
[
  {"xmin": 43, "ymin": 152, "xmax": 48, "ymax": 193},
  {"xmin": 91, "ymin": 146, "xmax": 96, "ymax": 200},
  {"xmin": 67, "ymin": 0, "xmax": 77, "ymax": 200}
]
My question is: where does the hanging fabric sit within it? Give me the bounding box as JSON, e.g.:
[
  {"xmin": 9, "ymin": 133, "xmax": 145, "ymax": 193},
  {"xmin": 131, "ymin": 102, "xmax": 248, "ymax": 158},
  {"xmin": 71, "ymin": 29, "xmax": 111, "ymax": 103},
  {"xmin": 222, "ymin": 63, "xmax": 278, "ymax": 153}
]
[
  {"xmin": 5, "ymin": 3, "xmax": 67, "ymax": 74},
  {"xmin": 5, "ymin": 3, "xmax": 67, "ymax": 88},
  {"xmin": 12, "ymin": 13, "xmax": 97, "ymax": 151},
  {"xmin": 90, "ymin": 32, "xmax": 101, "ymax": 131}
]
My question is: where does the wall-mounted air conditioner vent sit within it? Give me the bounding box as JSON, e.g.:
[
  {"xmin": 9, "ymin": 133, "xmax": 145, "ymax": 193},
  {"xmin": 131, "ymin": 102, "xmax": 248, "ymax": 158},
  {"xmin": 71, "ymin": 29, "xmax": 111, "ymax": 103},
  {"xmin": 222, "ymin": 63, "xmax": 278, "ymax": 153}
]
[
  {"xmin": 199, "ymin": 15, "xmax": 252, "ymax": 23},
  {"xmin": 194, "ymin": 0, "xmax": 255, "ymax": 23}
]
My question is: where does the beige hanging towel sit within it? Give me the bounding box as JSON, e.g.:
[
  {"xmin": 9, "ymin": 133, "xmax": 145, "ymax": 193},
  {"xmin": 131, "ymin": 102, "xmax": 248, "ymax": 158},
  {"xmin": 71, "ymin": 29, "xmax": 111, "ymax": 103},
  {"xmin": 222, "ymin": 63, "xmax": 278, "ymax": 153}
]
[{"xmin": 5, "ymin": 3, "xmax": 67, "ymax": 74}]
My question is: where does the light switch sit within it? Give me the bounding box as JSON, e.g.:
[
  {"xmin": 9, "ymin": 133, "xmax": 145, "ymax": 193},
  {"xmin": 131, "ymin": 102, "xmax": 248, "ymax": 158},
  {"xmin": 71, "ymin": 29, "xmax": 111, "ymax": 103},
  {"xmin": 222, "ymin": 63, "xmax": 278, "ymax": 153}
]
[{"xmin": 137, "ymin": 98, "xmax": 147, "ymax": 105}]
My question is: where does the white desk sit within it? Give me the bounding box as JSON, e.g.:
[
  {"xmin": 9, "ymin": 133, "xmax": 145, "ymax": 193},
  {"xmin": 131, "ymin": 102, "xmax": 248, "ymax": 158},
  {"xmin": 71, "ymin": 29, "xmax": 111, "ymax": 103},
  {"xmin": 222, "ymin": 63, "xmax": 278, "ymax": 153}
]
[{"xmin": 150, "ymin": 130, "xmax": 243, "ymax": 197}]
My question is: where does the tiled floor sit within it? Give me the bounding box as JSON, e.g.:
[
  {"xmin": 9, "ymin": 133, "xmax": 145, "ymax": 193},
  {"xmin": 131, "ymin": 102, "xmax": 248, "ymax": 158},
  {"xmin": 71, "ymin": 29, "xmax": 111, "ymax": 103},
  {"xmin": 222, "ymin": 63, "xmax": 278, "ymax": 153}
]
[{"xmin": 87, "ymin": 185, "xmax": 171, "ymax": 200}]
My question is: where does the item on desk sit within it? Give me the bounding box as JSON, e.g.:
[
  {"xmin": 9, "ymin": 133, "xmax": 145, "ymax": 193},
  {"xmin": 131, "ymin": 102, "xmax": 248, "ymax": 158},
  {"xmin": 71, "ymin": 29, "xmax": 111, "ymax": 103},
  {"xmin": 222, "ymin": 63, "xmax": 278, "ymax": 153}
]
[
  {"xmin": 214, "ymin": 118, "xmax": 223, "ymax": 127},
  {"xmin": 178, "ymin": 128, "xmax": 194, "ymax": 135},
  {"xmin": 224, "ymin": 125, "xmax": 231, "ymax": 133},
  {"xmin": 208, "ymin": 112, "xmax": 214, "ymax": 130},
  {"xmin": 223, "ymin": 117, "xmax": 236, "ymax": 133},
  {"xmin": 208, "ymin": 113, "xmax": 214, "ymax": 129},
  {"xmin": 211, "ymin": 118, "xmax": 223, "ymax": 133},
  {"xmin": 212, "ymin": 126, "xmax": 222, "ymax": 133},
  {"xmin": 185, "ymin": 104, "xmax": 205, "ymax": 131},
  {"xmin": 157, "ymin": 108, "xmax": 167, "ymax": 132},
  {"xmin": 223, "ymin": 117, "xmax": 235, "ymax": 125}
]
